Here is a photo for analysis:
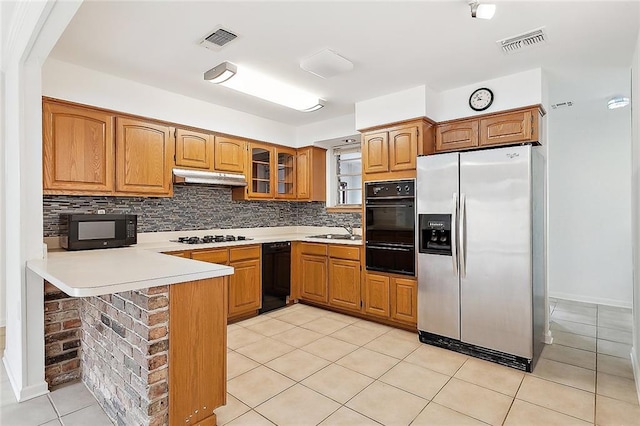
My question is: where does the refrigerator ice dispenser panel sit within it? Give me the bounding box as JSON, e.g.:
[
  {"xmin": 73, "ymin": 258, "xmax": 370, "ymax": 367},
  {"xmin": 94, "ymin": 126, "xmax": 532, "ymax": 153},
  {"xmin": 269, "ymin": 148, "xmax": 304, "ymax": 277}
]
[{"xmin": 419, "ymin": 214, "xmax": 452, "ymax": 256}]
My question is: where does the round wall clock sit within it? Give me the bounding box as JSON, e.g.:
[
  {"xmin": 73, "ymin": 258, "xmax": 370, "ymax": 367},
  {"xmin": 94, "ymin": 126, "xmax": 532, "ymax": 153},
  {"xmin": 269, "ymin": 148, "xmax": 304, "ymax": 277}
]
[{"xmin": 469, "ymin": 87, "xmax": 494, "ymax": 111}]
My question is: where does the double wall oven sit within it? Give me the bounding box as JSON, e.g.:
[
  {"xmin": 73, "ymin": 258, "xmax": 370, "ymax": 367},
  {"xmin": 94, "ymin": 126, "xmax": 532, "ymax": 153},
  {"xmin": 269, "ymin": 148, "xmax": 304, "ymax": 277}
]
[{"xmin": 365, "ymin": 179, "xmax": 415, "ymax": 276}]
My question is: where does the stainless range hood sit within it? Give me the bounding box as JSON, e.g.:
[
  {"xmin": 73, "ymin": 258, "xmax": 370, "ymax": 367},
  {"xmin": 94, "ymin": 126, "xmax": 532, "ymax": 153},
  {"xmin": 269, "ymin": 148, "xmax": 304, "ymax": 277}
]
[{"xmin": 173, "ymin": 168, "xmax": 247, "ymax": 187}]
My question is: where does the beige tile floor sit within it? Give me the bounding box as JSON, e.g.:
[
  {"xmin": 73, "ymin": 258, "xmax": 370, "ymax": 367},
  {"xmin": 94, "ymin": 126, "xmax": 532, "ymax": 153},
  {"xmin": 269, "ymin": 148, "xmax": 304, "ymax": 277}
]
[
  {"xmin": 220, "ymin": 300, "xmax": 639, "ymax": 426},
  {"xmin": 0, "ymin": 298, "xmax": 637, "ymax": 425}
]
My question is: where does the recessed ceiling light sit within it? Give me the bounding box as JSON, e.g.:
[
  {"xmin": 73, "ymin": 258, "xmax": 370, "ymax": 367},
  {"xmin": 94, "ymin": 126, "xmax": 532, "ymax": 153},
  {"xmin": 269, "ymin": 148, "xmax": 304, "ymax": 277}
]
[
  {"xmin": 469, "ymin": 0, "xmax": 496, "ymax": 19},
  {"xmin": 607, "ymin": 97, "xmax": 630, "ymax": 110}
]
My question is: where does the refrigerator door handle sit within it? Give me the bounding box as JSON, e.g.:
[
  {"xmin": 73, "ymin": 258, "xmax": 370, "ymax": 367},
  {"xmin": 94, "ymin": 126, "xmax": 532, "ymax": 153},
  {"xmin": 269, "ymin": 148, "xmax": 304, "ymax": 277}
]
[
  {"xmin": 459, "ymin": 193, "xmax": 467, "ymax": 278},
  {"xmin": 451, "ymin": 192, "xmax": 458, "ymax": 276}
]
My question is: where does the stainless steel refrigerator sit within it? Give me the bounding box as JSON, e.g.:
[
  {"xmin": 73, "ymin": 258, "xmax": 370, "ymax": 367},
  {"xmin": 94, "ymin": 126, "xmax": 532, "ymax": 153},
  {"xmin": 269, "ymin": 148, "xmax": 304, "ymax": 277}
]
[{"xmin": 416, "ymin": 144, "xmax": 545, "ymax": 371}]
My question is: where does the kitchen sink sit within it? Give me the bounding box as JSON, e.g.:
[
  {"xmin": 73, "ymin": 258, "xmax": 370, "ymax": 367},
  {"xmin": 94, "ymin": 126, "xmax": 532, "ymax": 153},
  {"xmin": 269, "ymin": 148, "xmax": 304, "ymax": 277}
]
[{"xmin": 307, "ymin": 234, "xmax": 362, "ymax": 241}]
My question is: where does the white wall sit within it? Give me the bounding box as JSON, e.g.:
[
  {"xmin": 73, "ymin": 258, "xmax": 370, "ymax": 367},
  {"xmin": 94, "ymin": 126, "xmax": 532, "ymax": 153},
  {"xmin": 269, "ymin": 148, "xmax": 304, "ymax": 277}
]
[
  {"xmin": 430, "ymin": 68, "xmax": 543, "ymax": 122},
  {"xmin": 42, "ymin": 58, "xmax": 297, "ymax": 146},
  {"xmin": 295, "ymin": 113, "xmax": 357, "ymax": 148},
  {"xmin": 355, "ymin": 85, "xmax": 431, "ymax": 130},
  {"xmin": 631, "ymin": 22, "xmax": 640, "ymax": 402},
  {"xmin": 548, "ymin": 102, "xmax": 633, "ymax": 307}
]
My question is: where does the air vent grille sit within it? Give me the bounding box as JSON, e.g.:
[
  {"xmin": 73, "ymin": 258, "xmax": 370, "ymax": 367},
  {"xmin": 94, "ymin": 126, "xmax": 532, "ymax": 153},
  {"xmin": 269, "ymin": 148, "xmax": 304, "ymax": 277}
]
[
  {"xmin": 200, "ymin": 27, "xmax": 238, "ymax": 51},
  {"xmin": 551, "ymin": 101, "xmax": 573, "ymax": 110},
  {"xmin": 497, "ymin": 27, "xmax": 547, "ymax": 54}
]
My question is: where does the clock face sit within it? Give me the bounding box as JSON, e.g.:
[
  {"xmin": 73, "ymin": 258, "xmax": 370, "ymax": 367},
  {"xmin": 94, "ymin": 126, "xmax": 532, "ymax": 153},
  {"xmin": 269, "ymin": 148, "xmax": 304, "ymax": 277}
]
[{"xmin": 469, "ymin": 88, "xmax": 494, "ymax": 111}]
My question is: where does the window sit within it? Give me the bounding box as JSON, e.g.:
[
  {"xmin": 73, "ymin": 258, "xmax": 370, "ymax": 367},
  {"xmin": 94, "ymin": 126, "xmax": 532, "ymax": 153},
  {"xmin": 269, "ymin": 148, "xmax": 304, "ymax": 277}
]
[{"xmin": 334, "ymin": 144, "xmax": 362, "ymax": 206}]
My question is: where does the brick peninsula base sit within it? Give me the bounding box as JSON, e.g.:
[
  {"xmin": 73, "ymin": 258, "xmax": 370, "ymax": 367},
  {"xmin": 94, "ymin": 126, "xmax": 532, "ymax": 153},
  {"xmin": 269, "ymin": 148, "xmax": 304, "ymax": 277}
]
[
  {"xmin": 44, "ymin": 277, "xmax": 227, "ymax": 426},
  {"xmin": 81, "ymin": 286, "xmax": 170, "ymax": 425}
]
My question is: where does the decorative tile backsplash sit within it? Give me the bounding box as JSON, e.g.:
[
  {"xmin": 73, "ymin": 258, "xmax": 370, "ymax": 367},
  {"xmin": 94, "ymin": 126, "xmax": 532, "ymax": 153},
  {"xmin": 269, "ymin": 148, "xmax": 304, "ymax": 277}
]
[{"xmin": 43, "ymin": 184, "xmax": 362, "ymax": 237}]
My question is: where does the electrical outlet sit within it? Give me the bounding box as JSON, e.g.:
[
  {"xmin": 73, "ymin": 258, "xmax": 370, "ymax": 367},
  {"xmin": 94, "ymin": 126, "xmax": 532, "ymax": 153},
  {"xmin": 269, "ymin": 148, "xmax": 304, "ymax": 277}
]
[{"xmin": 97, "ymin": 209, "xmax": 106, "ymax": 214}]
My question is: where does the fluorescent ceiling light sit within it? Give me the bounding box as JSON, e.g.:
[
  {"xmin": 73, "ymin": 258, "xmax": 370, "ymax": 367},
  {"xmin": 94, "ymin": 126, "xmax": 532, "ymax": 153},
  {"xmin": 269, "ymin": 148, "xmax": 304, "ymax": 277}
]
[
  {"xmin": 607, "ymin": 97, "xmax": 630, "ymax": 110},
  {"xmin": 469, "ymin": 1, "xmax": 496, "ymax": 19},
  {"xmin": 204, "ymin": 61, "xmax": 324, "ymax": 112}
]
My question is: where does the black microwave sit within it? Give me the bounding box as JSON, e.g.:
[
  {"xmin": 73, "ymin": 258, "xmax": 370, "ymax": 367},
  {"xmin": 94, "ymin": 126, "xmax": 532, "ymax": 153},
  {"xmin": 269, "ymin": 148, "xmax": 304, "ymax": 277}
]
[{"xmin": 60, "ymin": 214, "xmax": 137, "ymax": 250}]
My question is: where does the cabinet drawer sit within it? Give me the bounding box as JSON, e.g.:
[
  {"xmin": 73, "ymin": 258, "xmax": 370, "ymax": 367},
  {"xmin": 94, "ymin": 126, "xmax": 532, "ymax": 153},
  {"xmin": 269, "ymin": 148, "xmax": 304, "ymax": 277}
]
[
  {"xmin": 165, "ymin": 250, "xmax": 190, "ymax": 258},
  {"xmin": 328, "ymin": 245, "xmax": 360, "ymax": 261},
  {"xmin": 191, "ymin": 249, "xmax": 229, "ymax": 264},
  {"xmin": 229, "ymin": 245, "xmax": 261, "ymax": 262},
  {"xmin": 300, "ymin": 242, "xmax": 328, "ymax": 256}
]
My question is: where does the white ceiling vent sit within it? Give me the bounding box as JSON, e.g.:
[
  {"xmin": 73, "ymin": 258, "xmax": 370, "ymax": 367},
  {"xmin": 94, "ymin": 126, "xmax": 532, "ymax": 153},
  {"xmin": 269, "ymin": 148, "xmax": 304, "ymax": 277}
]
[
  {"xmin": 200, "ymin": 27, "xmax": 238, "ymax": 51},
  {"xmin": 497, "ymin": 27, "xmax": 547, "ymax": 54},
  {"xmin": 551, "ymin": 101, "xmax": 573, "ymax": 109}
]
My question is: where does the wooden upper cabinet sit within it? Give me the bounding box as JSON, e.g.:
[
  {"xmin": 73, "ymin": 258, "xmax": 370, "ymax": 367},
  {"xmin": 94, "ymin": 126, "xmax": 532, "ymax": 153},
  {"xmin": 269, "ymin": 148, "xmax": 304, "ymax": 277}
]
[
  {"xmin": 479, "ymin": 109, "xmax": 535, "ymax": 147},
  {"xmin": 214, "ymin": 136, "xmax": 246, "ymax": 174},
  {"xmin": 175, "ymin": 128, "xmax": 214, "ymax": 171},
  {"xmin": 363, "ymin": 132, "xmax": 389, "ymax": 174},
  {"xmin": 391, "ymin": 277, "xmax": 417, "ymax": 325},
  {"xmin": 115, "ymin": 117, "xmax": 174, "ymax": 196},
  {"xmin": 435, "ymin": 120, "xmax": 479, "ymax": 152},
  {"xmin": 389, "ymin": 127, "xmax": 418, "ymax": 171},
  {"xmin": 275, "ymin": 147, "xmax": 296, "ymax": 199},
  {"xmin": 43, "ymin": 101, "xmax": 115, "ymax": 194},
  {"xmin": 296, "ymin": 146, "xmax": 326, "ymax": 202}
]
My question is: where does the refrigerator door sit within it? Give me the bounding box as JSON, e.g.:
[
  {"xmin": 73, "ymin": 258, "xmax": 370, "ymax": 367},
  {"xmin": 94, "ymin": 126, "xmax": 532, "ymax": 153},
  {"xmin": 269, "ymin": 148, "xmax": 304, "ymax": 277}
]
[
  {"xmin": 417, "ymin": 153, "xmax": 460, "ymax": 339},
  {"xmin": 459, "ymin": 145, "xmax": 533, "ymax": 358}
]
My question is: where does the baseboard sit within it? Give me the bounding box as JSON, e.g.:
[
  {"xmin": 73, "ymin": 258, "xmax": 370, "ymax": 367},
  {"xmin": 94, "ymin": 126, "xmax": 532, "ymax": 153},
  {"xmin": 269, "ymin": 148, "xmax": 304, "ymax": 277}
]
[
  {"xmin": 0, "ymin": 326, "xmax": 5, "ymax": 351},
  {"xmin": 549, "ymin": 291, "xmax": 632, "ymax": 308},
  {"xmin": 632, "ymin": 347, "xmax": 640, "ymax": 405},
  {"xmin": 544, "ymin": 329, "xmax": 553, "ymax": 345},
  {"xmin": 2, "ymin": 355, "xmax": 50, "ymax": 402}
]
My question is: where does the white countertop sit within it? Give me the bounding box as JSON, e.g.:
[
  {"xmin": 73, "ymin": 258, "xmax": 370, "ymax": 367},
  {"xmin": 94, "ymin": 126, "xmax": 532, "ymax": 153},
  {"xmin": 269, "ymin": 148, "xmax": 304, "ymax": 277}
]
[{"xmin": 30, "ymin": 226, "xmax": 362, "ymax": 297}]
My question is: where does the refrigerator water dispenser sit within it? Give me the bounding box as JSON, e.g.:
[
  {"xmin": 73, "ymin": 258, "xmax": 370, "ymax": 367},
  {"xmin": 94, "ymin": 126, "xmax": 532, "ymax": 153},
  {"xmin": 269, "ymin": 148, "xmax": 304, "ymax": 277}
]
[{"xmin": 418, "ymin": 214, "xmax": 452, "ymax": 256}]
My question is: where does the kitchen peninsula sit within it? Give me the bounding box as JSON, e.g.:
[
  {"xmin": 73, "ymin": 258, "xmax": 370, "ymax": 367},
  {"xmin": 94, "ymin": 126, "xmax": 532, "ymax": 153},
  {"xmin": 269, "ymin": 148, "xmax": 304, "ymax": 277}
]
[{"xmin": 28, "ymin": 246, "xmax": 233, "ymax": 426}]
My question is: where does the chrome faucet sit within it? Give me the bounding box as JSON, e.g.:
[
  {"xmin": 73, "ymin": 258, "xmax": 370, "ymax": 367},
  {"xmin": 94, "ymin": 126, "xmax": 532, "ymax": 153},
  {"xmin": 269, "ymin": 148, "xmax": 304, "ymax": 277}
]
[{"xmin": 342, "ymin": 224, "xmax": 354, "ymax": 236}]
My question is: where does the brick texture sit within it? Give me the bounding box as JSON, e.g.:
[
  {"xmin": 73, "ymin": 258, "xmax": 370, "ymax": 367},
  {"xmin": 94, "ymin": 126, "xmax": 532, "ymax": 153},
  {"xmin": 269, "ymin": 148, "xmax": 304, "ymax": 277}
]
[
  {"xmin": 43, "ymin": 185, "xmax": 361, "ymax": 236},
  {"xmin": 44, "ymin": 281, "xmax": 81, "ymax": 388},
  {"xmin": 81, "ymin": 287, "xmax": 170, "ymax": 426}
]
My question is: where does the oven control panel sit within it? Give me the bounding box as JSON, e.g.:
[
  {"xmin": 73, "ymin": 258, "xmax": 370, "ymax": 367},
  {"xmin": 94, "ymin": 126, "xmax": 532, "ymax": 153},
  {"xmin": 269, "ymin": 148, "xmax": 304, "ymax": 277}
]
[{"xmin": 366, "ymin": 179, "xmax": 414, "ymax": 198}]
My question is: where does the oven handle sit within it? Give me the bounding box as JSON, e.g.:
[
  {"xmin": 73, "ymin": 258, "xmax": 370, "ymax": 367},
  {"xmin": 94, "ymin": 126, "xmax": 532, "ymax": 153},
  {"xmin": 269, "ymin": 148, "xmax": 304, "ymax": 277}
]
[
  {"xmin": 365, "ymin": 204, "xmax": 413, "ymax": 209},
  {"xmin": 366, "ymin": 244, "xmax": 413, "ymax": 252}
]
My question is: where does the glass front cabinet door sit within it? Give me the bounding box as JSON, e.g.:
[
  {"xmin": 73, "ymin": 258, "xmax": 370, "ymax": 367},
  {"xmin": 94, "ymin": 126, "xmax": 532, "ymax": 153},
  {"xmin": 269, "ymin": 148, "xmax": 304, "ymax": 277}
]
[
  {"xmin": 249, "ymin": 143, "xmax": 274, "ymax": 198},
  {"xmin": 275, "ymin": 147, "xmax": 296, "ymax": 199}
]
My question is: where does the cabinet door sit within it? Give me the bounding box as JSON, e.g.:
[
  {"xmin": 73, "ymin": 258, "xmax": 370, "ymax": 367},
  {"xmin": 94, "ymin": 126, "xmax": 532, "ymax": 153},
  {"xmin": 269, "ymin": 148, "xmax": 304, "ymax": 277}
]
[
  {"xmin": 175, "ymin": 128, "xmax": 214, "ymax": 170},
  {"xmin": 329, "ymin": 258, "xmax": 361, "ymax": 312},
  {"xmin": 248, "ymin": 143, "xmax": 275, "ymax": 198},
  {"xmin": 169, "ymin": 277, "xmax": 226, "ymax": 425},
  {"xmin": 296, "ymin": 146, "xmax": 327, "ymax": 201},
  {"xmin": 363, "ymin": 273, "xmax": 390, "ymax": 318},
  {"xmin": 300, "ymin": 254, "xmax": 328, "ymax": 304},
  {"xmin": 43, "ymin": 101, "xmax": 114, "ymax": 193},
  {"xmin": 389, "ymin": 126, "xmax": 417, "ymax": 171},
  {"xmin": 115, "ymin": 117, "xmax": 173, "ymax": 195},
  {"xmin": 479, "ymin": 110, "xmax": 533, "ymax": 147},
  {"xmin": 435, "ymin": 120, "xmax": 479, "ymax": 152},
  {"xmin": 363, "ymin": 132, "xmax": 389, "ymax": 174},
  {"xmin": 391, "ymin": 278, "xmax": 417, "ymax": 324},
  {"xmin": 214, "ymin": 136, "xmax": 246, "ymax": 173},
  {"xmin": 228, "ymin": 258, "xmax": 261, "ymax": 316},
  {"xmin": 275, "ymin": 147, "xmax": 296, "ymax": 199}
]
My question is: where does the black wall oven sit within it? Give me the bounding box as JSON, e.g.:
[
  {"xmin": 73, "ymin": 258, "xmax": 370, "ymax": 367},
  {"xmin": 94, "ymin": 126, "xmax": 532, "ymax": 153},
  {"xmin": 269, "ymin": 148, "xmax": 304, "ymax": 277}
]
[{"xmin": 365, "ymin": 179, "xmax": 415, "ymax": 276}]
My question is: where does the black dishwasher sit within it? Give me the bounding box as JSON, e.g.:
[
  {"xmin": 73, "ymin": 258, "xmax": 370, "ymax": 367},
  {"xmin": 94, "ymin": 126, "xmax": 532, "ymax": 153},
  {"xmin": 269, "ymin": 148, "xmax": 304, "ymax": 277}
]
[{"xmin": 260, "ymin": 242, "xmax": 291, "ymax": 314}]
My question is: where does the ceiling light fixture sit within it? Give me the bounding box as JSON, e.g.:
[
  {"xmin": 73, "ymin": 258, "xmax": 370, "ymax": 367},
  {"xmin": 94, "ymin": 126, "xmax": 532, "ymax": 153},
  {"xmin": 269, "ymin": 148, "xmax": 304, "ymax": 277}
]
[
  {"xmin": 469, "ymin": 0, "xmax": 496, "ymax": 19},
  {"xmin": 607, "ymin": 96, "xmax": 630, "ymax": 110},
  {"xmin": 204, "ymin": 61, "xmax": 324, "ymax": 112}
]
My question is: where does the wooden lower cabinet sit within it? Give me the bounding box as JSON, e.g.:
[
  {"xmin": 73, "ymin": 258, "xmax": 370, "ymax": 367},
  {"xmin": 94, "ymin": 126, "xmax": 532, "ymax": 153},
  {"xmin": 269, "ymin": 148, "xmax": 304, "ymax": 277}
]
[
  {"xmin": 391, "ymin": 277, "xmax": 418, "ymax": 324},
  {"xmin": 299, "ymin": 254, "xmax": 328, "ymax": 303},
  {"xmin": 228, "ymin": 258, "xmax": 261, "ymax": 317},
  {"xmin": 363, "ymin": 273, "xmax": 390, "ymax": 318},
  {"xmin": 328, "ymin": 258, "xmax": 361, "ymax": 311},
  {"xmin": 189, "ymin": 245, "xmax": 261, "ymax": 321},
  {"xmin": 169, "ymin": 277, "xmax": 226, "ymax": 425}
]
